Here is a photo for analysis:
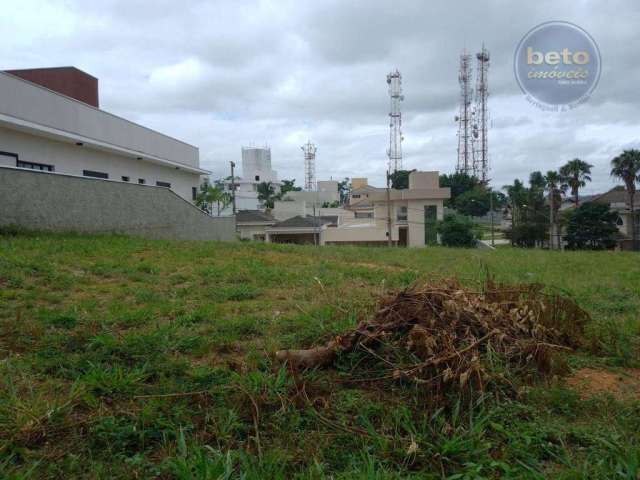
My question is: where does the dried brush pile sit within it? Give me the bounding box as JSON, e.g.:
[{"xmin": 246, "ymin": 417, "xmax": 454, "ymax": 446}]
[{"xmin": 276, "ymin": 279, "xmax": 590, "ymax": 392}]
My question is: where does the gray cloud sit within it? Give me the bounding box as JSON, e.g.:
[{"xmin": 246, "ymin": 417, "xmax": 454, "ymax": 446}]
[{"xmin": 1, "ymin": 0, "xmax": 639, "ymax": 194}]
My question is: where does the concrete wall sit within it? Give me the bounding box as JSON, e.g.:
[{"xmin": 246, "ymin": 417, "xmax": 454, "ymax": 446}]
[
  {"xmin": 0, "ymin": 126, "xmax": 200, "ymax": 202},
  {"xmin": 0, "ymin": 72, "xmax": 198, "ymax": 168},
  {"xmin": 0, "ymin": 166, "xmax": 235, "ymax": 241}
]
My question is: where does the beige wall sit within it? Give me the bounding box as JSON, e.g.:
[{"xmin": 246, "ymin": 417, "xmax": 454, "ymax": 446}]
[
  {"xmin": 238, "ymin": 224, "xmax": 270, "ymax": 241},
  {"xmin": 272, "ymin": 200, "xmax": 307, "ymax": 220},
  {"xmin": 324, "ymin": 221, "xmax": 390, "ymax": 244},
  {"xmin": 409, "ymin": 171, "xmax": 439, "ymax": 189},
  {"xmin": 351, "ymin": 178, "xmax": 368, "ymax": 190}
]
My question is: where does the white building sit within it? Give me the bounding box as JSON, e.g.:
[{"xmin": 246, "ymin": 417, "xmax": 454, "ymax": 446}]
[
  {"xmin": 0, "ymin": 67, "xmax": 207, "ymax": 202},
  {"xmin": 225, "ymin": 146, "xmax": 281, "ymax": 211}
]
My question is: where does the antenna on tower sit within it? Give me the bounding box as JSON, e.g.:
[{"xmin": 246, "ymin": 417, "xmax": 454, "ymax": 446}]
[
  {"xmin": 472, "ymin": 45, "xmax": 490, "ymax": 184},
  {"xmin": 386, "ymin": 70, "xmax": 404, "ymax": 172},
  {"xmin": 455, "ymin": 51, "xmax": 473, "ymax": 176},
  {"xmin": 301, "ymin": 141, "xmax": 317, "ymax": 191}
]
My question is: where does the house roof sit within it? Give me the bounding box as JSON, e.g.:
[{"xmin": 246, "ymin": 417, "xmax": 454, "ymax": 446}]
[
  {"xmin": 236, "ymin": 210, "xmax": 275, "ymax": 224},
  {"xmin": 271, "ymin": 215, "xmax": 334, "ymax": 229},
  {"xmin": 590, "ymin": 186, "xmax": 629, "ymax": 206}
]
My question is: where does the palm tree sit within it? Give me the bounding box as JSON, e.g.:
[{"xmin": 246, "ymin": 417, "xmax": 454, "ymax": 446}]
[
  {"xmin": 257, "ymin": 181, "xmax": 277, "ymax": 210},
  {"xmin": 559, "ymin": 158, "xmax": 593, "ymax": 207},
  {"xmin": 195, "ymin": 184, "xmax": 225, "ymax": 215},
  {"xmin": 611, "ymin": 149, "xmax": 640, "ymax": 250},
  {"xmin": 217, "ymin": 191, "xmax": 232, "ymax": 216},
  {"xmin": 544, "ymin": 170, "xmax": 567, "ymax": 249}
]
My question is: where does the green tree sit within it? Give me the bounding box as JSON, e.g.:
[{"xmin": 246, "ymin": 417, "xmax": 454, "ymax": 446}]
[
  {"xmin": 565, "ymin": 203, "xmax": 618, "ymax": 250},
  {"xmin": 544, "ymin": 170, "xmax": 567, "ymax": 249},
  {"xmin": 337, "ymin": 178, "xmax": 351, "ymax": 205},
  {"xmin": 195, "ymin": 183, "xmax": 225, "ymax": 215},
  {"xmin": 559, "ymin": 158, "xmax": 593, "ymax": 207},
  {"xmin": 503, "ymin": 179, "xmax": 528, "ymax": 227},
  {"xmin": 610, "ymin": 149, "xmax": 640, "ymax": 250},
  {"xmin": 437, "ymin": 214, "xmax": 477, "ymax": 247},
  {"xmin": 440, "ymin": 172, "xmax": 480, "ymax": 206},
  {"xmin": 454, "ymin": 186, "xmax": 490, "ymax": 216},
  {"xmin": 257, "ymin": 181, "xmax": 277, "ymax": 209},
  {"xmin": 280, "ymin": 179, "xmax": 302, "ymax": 196},
  {"xmin": 503, "ymin": 178, "xmax": 548, "ymax": 247},
  {"xmin": 389, "ymin": 169, "xmax": 415, "ymax": 190}
]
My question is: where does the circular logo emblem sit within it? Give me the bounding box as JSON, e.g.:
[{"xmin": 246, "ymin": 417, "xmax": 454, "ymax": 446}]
[{"xmin": 514, "ymin": 21, "xmax": 601, "ymax": 111}]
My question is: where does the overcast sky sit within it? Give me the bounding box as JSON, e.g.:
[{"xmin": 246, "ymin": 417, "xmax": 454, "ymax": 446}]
[{"xmin": 2, "ymin": 0, "xmax": 639, "ymax": 192}]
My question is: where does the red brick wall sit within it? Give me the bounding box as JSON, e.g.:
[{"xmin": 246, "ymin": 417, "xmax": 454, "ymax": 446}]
[{"xmin": 4, "ymin": 67, "xmax": 99, "ymax": 108}]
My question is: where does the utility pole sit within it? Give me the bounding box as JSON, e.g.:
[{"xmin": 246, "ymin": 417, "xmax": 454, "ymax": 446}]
[
  {"xmin": 386, "ymin": 170, "xmax": 393, "ymax": 247},
  {"xmin": 549, "ymin": 193, "xmax": 554, "ymax": 250},
  {"xmin": 230, "ymin": 161, "xmax": 236, "ymax": 215},
  {"xmin": 489, "ymin": 187, "xmax": 495, "ymax": 247}
]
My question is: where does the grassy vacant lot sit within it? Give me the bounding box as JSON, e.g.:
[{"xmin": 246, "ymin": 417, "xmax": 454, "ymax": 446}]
[{"xmin": 0, "ymin": 232, "xmax": 639, "ymax": 479}]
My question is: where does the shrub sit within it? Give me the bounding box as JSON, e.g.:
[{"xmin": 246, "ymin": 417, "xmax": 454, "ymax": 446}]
[{"xmin": 437, "ymin": 214, "xmax": 477, "ymax": 247}]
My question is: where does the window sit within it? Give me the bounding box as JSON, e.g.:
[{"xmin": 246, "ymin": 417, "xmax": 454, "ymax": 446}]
[
  {"xmin": 138, "ymin": 178, "xmax": 146, "ymax": 184},
  {"xmin": 121, "ymin": 176, "xmax": 130, "ymax": 182},
  {"xmin": 17, "ymin": 160, "xmax": 55, "ymax": 172},
  {"xmin": 352, "ymin": 194, "xmax": 361, "ymax": 199},
  {"xmin": 255, "ymin": 175, "xmax": 260, "ymax": 181},
  {"xmin": 83, "ymin": 170, "xmax": 108, "ymax": 179},
  {"xmin": 0, "ymin": 151, "xmax": 18, "ymax": 166},
  {"xmin": 397, "ymin": 206, "xmax": 408, "ymax": 221},
  {"xmin": 156, "ymin": 181, "xmax": 171, "ymax": 188},
  {"xmin": 616, "ymin": 216, "xmax": 624, "ymax": 226},
  {"xmin": 192, "ymin": 187, "xmax": 197, "ymax": 200}
]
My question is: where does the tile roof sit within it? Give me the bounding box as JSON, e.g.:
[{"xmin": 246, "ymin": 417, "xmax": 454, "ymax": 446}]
[
  {"xmin": 590, "ymin": 186, "xmax": 629, "ymax": 205},
  {"xmin": 236, "ymin": 210, "xmax": 275, "ymax": 223},
  {"xmin": 271, "ymin": 215, "xmax": 334, "ymax": 229}
]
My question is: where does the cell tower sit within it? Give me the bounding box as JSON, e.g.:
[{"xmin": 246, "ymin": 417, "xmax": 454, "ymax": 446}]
[
  {"xmin": 386, "ymin": 70, "xmax": 404, "ymax": 172},
  {"xmin": 301, "ymin": 141, "xmax": 317, "ymax": 191},
  {"xmin": 455, "ymin": 51, "xmax": 473, "ymax": 175},
  {"xmin": 472, "ymin": 45, "xmax": 490, "ymax": 183}
]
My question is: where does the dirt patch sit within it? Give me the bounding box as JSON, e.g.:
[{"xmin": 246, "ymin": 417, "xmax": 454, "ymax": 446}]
[{"xmin": 566, "ymin": 368, "xmax": 640, "ymax": 401}]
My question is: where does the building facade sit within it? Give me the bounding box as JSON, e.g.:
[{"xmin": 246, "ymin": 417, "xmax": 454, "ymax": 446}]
[{"xmin": 0, "ymin": 68, "xmax": 207, "ymax": 202}]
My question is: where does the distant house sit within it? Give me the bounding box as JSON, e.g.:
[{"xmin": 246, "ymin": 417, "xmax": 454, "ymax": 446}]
[
  {"xmin": 265, "ymin": 215, "xmax": 336, "ymax": 244},
  {"xmin": 590, "ymin": 186, "xmax": 639, "ymax": 250},
  {"xmin": 236, "ymin": 210, "xmax": 276, "ymax": 241},
  {"xmin": 265, "ymin": 171, "xmax": 450, "ymax": 247}
]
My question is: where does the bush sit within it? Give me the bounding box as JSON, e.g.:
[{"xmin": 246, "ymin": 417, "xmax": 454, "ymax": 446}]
[{"xmin": 437, "ymin": 214, "xmax": 477, "ymax": 247}]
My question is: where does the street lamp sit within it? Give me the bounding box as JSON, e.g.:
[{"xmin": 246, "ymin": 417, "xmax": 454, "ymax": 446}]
[{"xmin": 489, "ymin": 188, "xmax": 495, "ymax": 247}]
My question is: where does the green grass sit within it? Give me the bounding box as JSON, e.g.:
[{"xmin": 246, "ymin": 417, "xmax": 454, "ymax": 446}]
[{"xmin": 0, "ymin": 232, "xmax": 639, "ymax": 478}]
